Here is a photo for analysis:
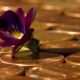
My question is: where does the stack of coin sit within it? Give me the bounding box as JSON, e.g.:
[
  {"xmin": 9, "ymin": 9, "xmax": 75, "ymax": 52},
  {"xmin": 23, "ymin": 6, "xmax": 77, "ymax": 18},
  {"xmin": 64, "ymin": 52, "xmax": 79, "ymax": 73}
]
[
  {"xmin": 65, "ymin": 52, "xmax": 80, "ymax": 66},
  {"xmin": 0, "ymin": 62, "xmax": 24, "ymax": 78}
]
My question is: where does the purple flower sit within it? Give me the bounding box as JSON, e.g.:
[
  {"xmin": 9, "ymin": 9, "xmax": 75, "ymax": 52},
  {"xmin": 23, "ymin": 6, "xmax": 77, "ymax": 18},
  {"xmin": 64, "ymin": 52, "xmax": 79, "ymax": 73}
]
[{"xmin": 0, "ymin": 8, "xmax": 36, "ymax": 58}]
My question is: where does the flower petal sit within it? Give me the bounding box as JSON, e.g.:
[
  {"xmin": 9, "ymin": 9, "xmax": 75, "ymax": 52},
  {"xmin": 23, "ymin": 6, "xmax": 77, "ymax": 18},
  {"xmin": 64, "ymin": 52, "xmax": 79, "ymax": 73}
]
[
  {"xmin": 16, "ymin": 8, "xmax": 25, "ymax": 33},
  {"xmin": 2, "ymin": 10, "xmax": 23, "ymax": 33},
  {"xmin": 25, "ymin": 8, "xmax": 36, "ymax": 31},
  {"xmin": 0, "ymin": 39, "xmax": 18, "ymax": 47},
  {"xmin": 0, "ymin": 30, "xmax": 19, "ymax": 46},
  {"xmin": 12, "ymin": 29, "xmax": 34, "ymax": 58},
  {"xmin": 0, "ymin": 16, "xmax": 9, "ymax": 31}
]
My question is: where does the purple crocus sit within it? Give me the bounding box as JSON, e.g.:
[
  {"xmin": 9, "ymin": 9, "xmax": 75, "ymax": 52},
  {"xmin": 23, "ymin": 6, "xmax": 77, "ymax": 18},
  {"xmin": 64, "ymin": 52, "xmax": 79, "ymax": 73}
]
[{"xmin": 0, "ymin": 8, "xmax": 36, "ymax": 58}]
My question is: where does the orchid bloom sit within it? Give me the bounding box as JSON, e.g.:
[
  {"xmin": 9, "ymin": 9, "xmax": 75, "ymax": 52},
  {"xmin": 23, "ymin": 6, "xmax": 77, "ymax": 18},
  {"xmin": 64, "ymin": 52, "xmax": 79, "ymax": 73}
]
[{"xmin": 0, "ymin": 8, "xmax": 38, "ymax": 58}]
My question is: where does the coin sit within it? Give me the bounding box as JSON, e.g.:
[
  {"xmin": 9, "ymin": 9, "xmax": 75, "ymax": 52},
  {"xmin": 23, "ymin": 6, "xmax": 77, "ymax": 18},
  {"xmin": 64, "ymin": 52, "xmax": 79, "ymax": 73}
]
[
  {"xmin": 33, "ymin": 21, "xmax": 64, "ymax": 31},
  {"xmin": 0, "ymin": 76, "xmax": 43, "ymax": 80},
  {"xmin": 0, "ymin": 51, "xmax": 64, "ymax": 67},
  {"xmin": 50, "ymin": 24, "xmax": 80, "ymax": 32},
  {"xmin": 34, "ymin": 31, "xmax": 73, "ymax": 44},
  {"xmin": 40, "ymin": 41, "xmax": 80, "ymax": 55},
  {"xmin": 26, "ymin": 63, "xmax": 80, "ymax": 80},
  {"xmin": 64, "ymin": 7, "xmax": 80, "ymax": 18},
  {"xmin": 29, "ymin": 63, "xmax": 80, "ymax": 80},
  {"xmin": 22, "ymin": 0, "xmax": 42, "ymax": 5},
  {"xmin": 0, "ymin": 47, "xmax": 11, "ymax": 57},
  {"xmin": 26, "ymin": 67, "xmax": 64, "ymax": 80},
  {"xmin": 65, "ymin": 52, "xmax": 80, "ymax": 66},
  {"xmin": 36, "ymin": 10, "xmax": 58, "ymax": 23},
  {"xmin": 0, "ymin": 62, "xmax": 24, "ymax": 78}
]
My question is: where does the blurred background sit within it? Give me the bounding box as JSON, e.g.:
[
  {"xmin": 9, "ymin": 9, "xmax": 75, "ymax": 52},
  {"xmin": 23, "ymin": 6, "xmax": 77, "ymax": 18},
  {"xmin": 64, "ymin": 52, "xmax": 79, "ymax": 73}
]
[{"xmin": 0, "ymin": 0, "xmax": 80, "ymax": 31}]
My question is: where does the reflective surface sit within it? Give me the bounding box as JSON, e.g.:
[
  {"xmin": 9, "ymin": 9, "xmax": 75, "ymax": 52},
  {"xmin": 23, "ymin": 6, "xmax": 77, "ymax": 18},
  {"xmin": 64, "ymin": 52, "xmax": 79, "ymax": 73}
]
[
  {"xmin": 0, "ymin": 0, "xmax": 80, "ymax": 80},
  {"xmin": 0, "ymin": 52, "xmax": 64, "ymax": 67},
  {"xmin": 65, "ymin": 52, "xmax": 80, "ymax": 66},
  {"xmin": 34, "ymin": 31, "xmax": 73, "ymax": 44},
  {"xmin": 40, "ymin": 41, "xmax": 80, "ymax": 54},
  {"xmin": 0, "ymin": 62, "xmax": 24, "ymax": 78},
  {"xmin": 26, "ymin": 63, "xmax": 80, "ymax": 80}
]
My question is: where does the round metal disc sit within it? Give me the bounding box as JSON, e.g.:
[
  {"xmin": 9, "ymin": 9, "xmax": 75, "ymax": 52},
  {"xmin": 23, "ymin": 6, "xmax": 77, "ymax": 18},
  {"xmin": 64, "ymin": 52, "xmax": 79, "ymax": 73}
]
[
  {"xmin": 1, "ymin": 76, "xmax": 43, "ymax": 80},
  {"xmin": 0, "ymin": 62, "xmax": 24, "ymax": 78},
  {"xmin": 0, "ymin": 52, "xmax": 64, "ymax": 67},
  {"xmin": 65, "ymin": 52, "xmax": 80, "ymax": 66},
  {"xmin": 34, "ymin": 31, "xmax": 73, "ymax": 44},
  {"xmin": 26, "ymin": 63, "xmax": 80, "ymax": 80},
  {"xmin": 40, "ymin": 41, "xmax": 80, "ymax": 54},
  {"xmin": 64, "ymin": 8, "xmax": 80, "ymax": 18}
]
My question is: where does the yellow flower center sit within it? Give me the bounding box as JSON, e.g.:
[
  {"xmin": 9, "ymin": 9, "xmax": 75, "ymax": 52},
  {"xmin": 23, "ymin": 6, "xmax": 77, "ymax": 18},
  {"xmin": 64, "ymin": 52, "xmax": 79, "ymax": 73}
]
[{"xmin": 12, "ymin": 30, "xmax": 23, "ymax": 39}]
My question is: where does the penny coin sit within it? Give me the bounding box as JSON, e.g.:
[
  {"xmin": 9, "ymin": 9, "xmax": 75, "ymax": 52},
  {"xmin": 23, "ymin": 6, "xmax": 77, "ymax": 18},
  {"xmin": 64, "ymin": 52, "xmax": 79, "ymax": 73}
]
[
  {"xmin": 0, "ymin": 62, "xmax": 24, "ymax": 78},
  {"xmin": 65, "ymin": 52, "xmax": 80, "ymax": 66},
  {"xmin": 34, "ymin": 31, "xmax": 73, "ymax": 44},
  {"xmin": 0, "ymin": 52, "xmax": 64, "ymax": 67},
  {"xmin": 40, "ymin": 41, "xmax": 80, "ymax": 54}
]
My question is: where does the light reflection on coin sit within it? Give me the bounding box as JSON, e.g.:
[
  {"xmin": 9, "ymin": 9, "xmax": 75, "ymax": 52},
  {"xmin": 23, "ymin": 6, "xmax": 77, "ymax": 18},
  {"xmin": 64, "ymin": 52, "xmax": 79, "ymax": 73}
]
[
  {"xmin": 64, "ymin": 8, "xmax": 80, "ymax": 18},
  {"xmin": 26, "ymin": 63, "xmax": 80, "ymax": 80},
  {"xmin": 0, "ymin": 52, "xmax": 64, "ymax": 67},
  {"xmin": 30, "ymin": 63, "xmax": 80, "ymax": 79},
  {"xmin": 22, "ymin": 0, "xmax": 42, "ymax": 5},
  {"xmin": 65, "ymin": 52, "xmax": 80, "ymax": 66},
  {"xmin": 40, "ymin": 41, "xmax": 80, "ymax": 54},
  {"xmin": 51, "ymin": 30, "xmax": 80, "ymax": 40},
  {"xmin": 32, "ymin": 21, "xmax": 63, "ymax": 31},
  {"xmin": 47, "ymin": 24, "xmax": 80, "ymax": 32},
  {"xmin": 0, "ymin": 63, "xmax": 24, "ymax": 78},
  {"xmin": 34, "ymin": 31, "xmax": 73, "ymax": 45},
  {"xmin": 26, "ymin": 67, "xmax": 64, "ymax": 80},
  {"xmin": 0, "ymin": 76, "xmax": 43, "ymax": 80},
  {"xmin": 0, "ymin": 47, "xmax": 11, "ymax": 57}
]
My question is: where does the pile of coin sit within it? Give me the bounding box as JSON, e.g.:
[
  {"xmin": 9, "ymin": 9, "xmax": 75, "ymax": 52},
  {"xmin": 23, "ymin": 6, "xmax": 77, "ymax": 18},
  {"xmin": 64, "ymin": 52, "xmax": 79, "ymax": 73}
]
[{"xmin": 0, "ymin": 0, "xmax": 80, "ymax": 80}]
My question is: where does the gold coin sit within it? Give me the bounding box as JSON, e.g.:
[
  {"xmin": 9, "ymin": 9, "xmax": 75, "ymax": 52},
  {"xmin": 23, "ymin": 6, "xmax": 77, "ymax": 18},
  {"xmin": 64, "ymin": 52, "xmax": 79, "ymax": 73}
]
[
  {"xmin": 0, "ymin": 62, "xmax": 24, "ymax": 78},
  {"xmin": 65, "ymin": 52, "xmax": 80, "ymax": 66}
]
